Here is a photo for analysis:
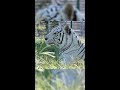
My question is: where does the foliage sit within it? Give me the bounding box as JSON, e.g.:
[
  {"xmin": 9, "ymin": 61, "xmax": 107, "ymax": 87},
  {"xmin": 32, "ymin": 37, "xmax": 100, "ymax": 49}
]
[{"xmin": 35, "ymin": 37, "xmax": 85, "ymax": 69}]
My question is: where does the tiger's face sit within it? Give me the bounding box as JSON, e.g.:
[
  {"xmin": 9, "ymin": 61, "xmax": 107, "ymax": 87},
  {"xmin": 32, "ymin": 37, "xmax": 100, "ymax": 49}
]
[
  {"xmin": 45, "ymin": 24, "xmax": 71, "ymax": 45},
  {"xmin": 45, "ymin": 25, "xmax": 63, "ymax": 45}
]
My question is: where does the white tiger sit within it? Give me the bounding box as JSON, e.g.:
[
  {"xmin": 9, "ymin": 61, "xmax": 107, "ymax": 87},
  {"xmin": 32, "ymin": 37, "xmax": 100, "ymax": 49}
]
[
  {"xmin": 35, "ymin": 2, "xmax": 85, "ymax": 24},
  {"xmin": 45, "ymin": 22, "xmax": 85, "ymax": 65}
]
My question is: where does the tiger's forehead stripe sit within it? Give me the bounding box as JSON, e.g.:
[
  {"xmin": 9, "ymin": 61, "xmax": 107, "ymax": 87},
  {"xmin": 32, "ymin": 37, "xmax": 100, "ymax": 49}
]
[
  {"xmin": 53, "ymin": 25, "xmax": 62, "ymax": 32},
  {"xmin": 45, "ymin": 24, "xmax": 85, "ymax": 62}
]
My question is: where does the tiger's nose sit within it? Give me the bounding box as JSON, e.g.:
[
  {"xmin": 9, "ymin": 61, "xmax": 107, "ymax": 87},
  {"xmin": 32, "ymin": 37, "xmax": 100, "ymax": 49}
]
[{"xmin": 45, "ymin": 36, "xmax": 48, "ymax": 40}]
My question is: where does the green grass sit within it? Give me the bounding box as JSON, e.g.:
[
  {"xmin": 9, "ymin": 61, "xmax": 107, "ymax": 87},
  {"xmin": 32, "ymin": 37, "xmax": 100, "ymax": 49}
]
[
  {"xmin": 35, "ymin": 36, "xmax": 85, "ymax": 69},
  {"xmin": 35, "ymin": 18, "xmax": 85, "ymax": 90},
  {"xmin": 35, "ymin": 36, "xmax": 85, "ymax": 90},
  {"xmin": 35, "ymin": 69, "xmax": 85, "ymax": 90},
  {"xmin": 35, "ymin": 69, "xmax": 52, "ymax": 90}
]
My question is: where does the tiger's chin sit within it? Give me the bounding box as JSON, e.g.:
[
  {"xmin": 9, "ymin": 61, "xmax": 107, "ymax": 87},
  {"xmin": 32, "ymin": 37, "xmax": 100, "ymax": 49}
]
[{"xmin": 45, "ymin": 40, "xmax": 55, "ymax": 45}]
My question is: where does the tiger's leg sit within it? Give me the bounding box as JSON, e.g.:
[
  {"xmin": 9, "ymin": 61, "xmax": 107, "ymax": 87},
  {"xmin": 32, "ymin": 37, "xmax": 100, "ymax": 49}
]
[
  {"xmin": 59, "ymin": 55, "xmax": 67, "ymax": 66},
  {"xmin": 59, "ymin": 55, "xmax": 74, "ymax": 66}
]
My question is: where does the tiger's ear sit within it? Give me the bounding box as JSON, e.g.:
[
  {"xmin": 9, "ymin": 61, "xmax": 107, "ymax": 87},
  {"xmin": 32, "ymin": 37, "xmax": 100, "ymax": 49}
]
[{"xmin": 64, "ymin": 25, "xmax": 71, "ymax": 35}]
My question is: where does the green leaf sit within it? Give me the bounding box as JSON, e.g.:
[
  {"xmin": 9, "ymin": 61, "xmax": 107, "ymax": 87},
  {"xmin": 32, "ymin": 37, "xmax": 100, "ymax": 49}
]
[{"xmin": 40, "ymin": 52, "xmax": 55, "ymax": 58}]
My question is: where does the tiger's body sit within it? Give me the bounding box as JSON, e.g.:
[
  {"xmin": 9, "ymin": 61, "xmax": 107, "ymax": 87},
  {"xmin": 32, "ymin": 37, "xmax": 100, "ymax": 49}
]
[{"xmin": 45, "ymin": 22, "xmax": 85, "ymax": 65}]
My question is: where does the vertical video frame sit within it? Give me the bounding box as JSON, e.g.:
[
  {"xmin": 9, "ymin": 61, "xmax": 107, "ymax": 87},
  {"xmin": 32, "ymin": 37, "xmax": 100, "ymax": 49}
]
[{"xmin": 35, "ymin": 0, "xmax": 85, "ymax": 90}]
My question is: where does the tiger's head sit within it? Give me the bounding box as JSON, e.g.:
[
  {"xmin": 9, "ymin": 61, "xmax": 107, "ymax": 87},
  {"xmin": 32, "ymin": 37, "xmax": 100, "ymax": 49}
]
[{"xmin": 45, "ymin": 23, "xmax": 71, "ymax": 45}]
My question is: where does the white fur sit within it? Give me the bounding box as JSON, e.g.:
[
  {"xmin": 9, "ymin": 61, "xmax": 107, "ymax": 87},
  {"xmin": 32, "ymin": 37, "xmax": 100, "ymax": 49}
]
[
  {"xmin": 35, "ymin": 3, "xmax": 85, "ymax": 23},
  {"xmin": 45, "ymin": 23, "xmax": 85, "ymax": 65}
]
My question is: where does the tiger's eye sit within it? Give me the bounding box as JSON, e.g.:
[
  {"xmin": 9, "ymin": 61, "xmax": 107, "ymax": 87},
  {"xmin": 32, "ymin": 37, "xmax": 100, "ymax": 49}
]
[{"xmin": 60, "ymin": 33, "xmax": 61, "ymax": 36}]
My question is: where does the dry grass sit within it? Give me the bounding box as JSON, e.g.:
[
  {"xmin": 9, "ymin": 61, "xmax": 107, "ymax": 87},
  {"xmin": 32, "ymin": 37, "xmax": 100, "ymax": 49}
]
[
  {"xmin": 35, "ymin": 37, "xmax": 85, "ymax": 69},
  {"xmin": 35, "ymin": 36, "xmax": 85, "ymax": 90}
]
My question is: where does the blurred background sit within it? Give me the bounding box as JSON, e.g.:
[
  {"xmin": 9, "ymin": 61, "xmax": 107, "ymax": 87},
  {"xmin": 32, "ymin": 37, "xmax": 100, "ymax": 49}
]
[
  {"xmin": 35, "ymin": 69, "xmax": 85, "ymax": 90},
  {"xmin": 35, "ymin": 0, "xmax": 85, "ymax": 37},
  {"xmin": 35, "ymin": 1, "xmax": 85, "ymax": 90},
  {"xmin": 35, "ymin": 0, "xmax": 85, "ymax": 14}
]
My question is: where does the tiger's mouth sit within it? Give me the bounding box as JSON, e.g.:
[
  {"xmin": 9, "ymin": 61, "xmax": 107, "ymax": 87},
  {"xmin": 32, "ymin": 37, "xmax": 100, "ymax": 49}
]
[
  {"xmin": 45, "ymin": 40, "xmax": 55, "ymax": 45},
  {"xmin": 47, "ymin": 42, "xmax": 54, "ymax": 45}
]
